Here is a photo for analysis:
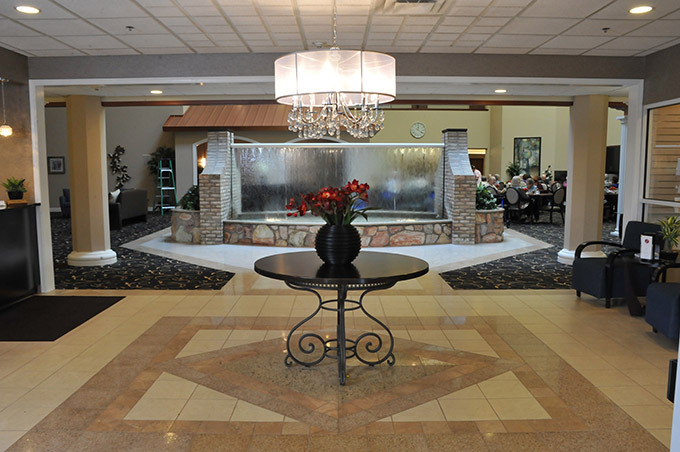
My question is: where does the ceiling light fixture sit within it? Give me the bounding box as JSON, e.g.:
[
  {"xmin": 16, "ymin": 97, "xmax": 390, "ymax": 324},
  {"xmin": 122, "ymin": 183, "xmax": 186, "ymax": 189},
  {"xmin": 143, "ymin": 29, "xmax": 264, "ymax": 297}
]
[
  {"xmin": 494, "ymin": 89, "xmax": 507, "ymax": 93},
  {"xmin": 150, "ymin": 90, "xmax": 163, "ymax": 94},
  {"xmin": 274, "ymin": 6, "xmax": 395, "ymax": 139},
  {"xmin": 15, "ymin": 5, "xmax": 40, "ymax": 14},
  {"xmin": 629, "ymin": 5, "xmax": 653, "ymax": 14},
  {"xmin": 0, "ymin": 78, "xmax": 12, "ymax": 137}
]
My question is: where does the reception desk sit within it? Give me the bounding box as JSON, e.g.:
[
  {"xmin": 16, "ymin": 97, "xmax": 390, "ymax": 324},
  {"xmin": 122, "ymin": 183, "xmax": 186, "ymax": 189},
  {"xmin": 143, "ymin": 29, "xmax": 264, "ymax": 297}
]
[{"xmin": 0, "ymin": 204, "xmax": 40, "ymax": 309}]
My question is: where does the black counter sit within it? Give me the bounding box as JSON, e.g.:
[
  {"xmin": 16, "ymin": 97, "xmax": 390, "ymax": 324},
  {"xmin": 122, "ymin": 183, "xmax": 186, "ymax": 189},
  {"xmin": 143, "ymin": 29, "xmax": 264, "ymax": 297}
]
[{"xmin": 0, "ymin": 204, "xmax": 40, "ymax": 308}]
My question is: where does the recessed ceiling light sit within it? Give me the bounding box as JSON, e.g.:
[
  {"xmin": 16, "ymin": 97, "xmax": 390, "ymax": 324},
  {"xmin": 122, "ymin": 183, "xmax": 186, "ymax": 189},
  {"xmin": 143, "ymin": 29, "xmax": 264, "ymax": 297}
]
[
  {"xmin": 494, "ymin": 89, "xmax": 507, "ymax": 93},
  {"xmin": 150, "ymin": 90, "xmax": 163, "ymax": 94},
  {"xmin": 629, "ymin": 5, "xmax": 653, "ymax": 14},
  {"xmin": 15, "ymin": 5, "xmax": 40, "ymax": 14}
]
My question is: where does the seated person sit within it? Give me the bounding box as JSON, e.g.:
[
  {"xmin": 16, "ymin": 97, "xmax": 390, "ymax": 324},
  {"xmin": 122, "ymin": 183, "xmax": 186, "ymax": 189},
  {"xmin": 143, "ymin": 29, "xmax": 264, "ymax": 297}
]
[
  {"xmin": 525, "ymin": 178, "xmax": 539, "ymax": 194},
  {"xmin": 510, "ymin": 175, "xmax": 525, "ymax": 188},
  {"xmin": 484, "ymin": 175, "xmax": 499, "ymax": 189}
]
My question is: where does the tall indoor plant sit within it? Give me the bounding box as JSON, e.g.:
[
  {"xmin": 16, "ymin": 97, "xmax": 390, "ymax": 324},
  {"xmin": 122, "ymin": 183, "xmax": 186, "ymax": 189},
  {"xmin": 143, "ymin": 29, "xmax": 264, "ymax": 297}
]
[{"xmin": 286, "ymin": 180, "xmax": 375, "ymax": 265}]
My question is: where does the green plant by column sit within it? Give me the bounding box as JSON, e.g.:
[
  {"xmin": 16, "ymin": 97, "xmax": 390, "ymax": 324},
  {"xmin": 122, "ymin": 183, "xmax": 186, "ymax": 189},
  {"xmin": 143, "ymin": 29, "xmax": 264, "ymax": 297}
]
[
  {"xmin": 108, "ymin": 145, "xmax": 131, "ymax": 190},
  {"xmin": 506, "ymin": 161, "xmax": 520, "ymax": 179},
  {"xmin": 2, "ymin": 176, "xmax": 26, "ymax": 199}
]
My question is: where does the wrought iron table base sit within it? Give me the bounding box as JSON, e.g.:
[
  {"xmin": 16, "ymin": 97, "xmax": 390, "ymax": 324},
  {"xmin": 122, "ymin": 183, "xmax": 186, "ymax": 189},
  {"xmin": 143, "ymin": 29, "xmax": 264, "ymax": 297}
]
[{"xmin": 283, "ymin": 281, "xmax": 396, "ymax": 385}]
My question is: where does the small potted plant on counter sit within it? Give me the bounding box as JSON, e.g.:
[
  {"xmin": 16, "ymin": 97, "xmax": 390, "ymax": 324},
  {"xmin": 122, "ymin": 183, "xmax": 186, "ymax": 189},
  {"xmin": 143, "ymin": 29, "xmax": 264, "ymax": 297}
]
[
  {"xmin": 2, "ymin": 176, "xmax": 27, "ymax": 200},
  {"xmin": 659, "ymin": 216, "xmax": 680, "ymax": 261}
]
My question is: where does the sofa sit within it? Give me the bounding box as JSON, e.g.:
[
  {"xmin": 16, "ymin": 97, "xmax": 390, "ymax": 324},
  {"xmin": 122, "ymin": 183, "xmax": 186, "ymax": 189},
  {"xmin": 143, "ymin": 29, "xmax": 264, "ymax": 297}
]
[
  {"xmin": 59, "ymin": 188, "xmax": 70, "ymax": 218},
  {"xmin": 109, "ymin": 188, "xmax": 148, "ymax": 230}
]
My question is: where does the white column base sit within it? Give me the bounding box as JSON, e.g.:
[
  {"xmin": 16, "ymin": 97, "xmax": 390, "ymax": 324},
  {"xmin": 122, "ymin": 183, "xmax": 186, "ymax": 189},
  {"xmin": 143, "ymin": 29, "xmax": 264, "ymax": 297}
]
[
  {"xmin": 557, "ymin": 248, "xmax": 606, "ymax": 265},
  {"xmin": 67, "ymin": 249, "xmax": 117, "ymax": 267}
]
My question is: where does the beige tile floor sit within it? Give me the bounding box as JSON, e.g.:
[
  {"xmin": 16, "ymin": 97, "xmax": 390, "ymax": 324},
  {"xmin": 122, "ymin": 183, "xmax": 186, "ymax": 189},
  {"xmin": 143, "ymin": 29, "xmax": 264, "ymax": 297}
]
[{"xmin": 0, "ymin": 271, "xmax": 676, "ymax": 450}]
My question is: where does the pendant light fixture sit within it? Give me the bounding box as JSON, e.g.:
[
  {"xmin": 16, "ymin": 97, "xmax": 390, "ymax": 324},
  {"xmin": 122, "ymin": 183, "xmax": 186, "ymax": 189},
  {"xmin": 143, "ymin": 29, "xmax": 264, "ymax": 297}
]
[
  {"xmin": 0, "ymin": 78, "xmax": 12, "ymax": 138},
  {"xmin": 274, "ymin": 6, "xmax": 395, "ymax": 139}
]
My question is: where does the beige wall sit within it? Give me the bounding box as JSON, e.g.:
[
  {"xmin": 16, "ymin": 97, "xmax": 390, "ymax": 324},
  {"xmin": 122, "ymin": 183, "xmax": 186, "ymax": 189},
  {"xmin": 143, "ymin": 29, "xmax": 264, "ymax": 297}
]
[
  {"xmin": 46, "ymin": 105, "xmax": 182, "ymax": 208},
  {"xmin": 0, "ymin": 48, "xmax": 32, "ymax": 204}
]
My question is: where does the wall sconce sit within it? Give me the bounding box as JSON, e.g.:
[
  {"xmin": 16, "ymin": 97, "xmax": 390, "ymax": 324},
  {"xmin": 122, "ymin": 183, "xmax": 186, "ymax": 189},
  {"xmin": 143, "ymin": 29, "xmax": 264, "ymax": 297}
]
[
  {"xmin": 198, "ymin": 157, "xmax": 206, "ymax": 168},
  {"xmin": 0, "ymin": 78, "xmax": 12, "ymax": 137}
]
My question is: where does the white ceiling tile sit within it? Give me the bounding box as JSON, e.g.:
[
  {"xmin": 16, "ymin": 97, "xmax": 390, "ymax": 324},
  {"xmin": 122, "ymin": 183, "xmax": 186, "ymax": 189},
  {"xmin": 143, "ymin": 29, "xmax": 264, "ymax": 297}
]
[
  {"xmin": 234, "ymin": 25, "xmax": 269, "ymax": 33},
  {"xmin": 404, "ymin": 16, "xmax": 439, "ymax": 26},
  {"xmin": 0, "ymin": 20, "xmax": 42, "ymax": 37},
  {"xmin": 484, "ymin": 7, "xmax": 524, "ymax": 17},
  {"xmin": 369, "ymin": 32, "xmax": 397, "ymax": 40},
  {"xmin": 371, "ymin": 16, "xmax": 404, "ymax": 26},
  {"xmin": 233, "ymin": 16, "xmax": 266, "ymax": 25},
  {"xmin": 336, "ymin": 25, "xmax": 366, "ymax": 34},
  {"xmin": 219, "ymin": 5, "xmax": 259, "ymax": 16},
  {"xmin": 448, "ymin": 7, "xmax": 486, "ymax": 16},
  {"xmin": 648, "ymin": 37, "xmax": 680, "ymax": 52},
  {"xmin": 530, "ymin": 48, "xmax": 588, "ymax": 55},
  {"xmin": 86, "ymin": 48, "xmax": 139, "ymax": 55},
  {"xmin": 664, "ymin": 10, "xmax": 680, "ymax": 19},
  {"xmin": 521, "ymin": 0, "xmax": 611, "ymax": 18},
  {"xmin": 370, "ymin": 25, "xmax": 403, "ymax": 33},
  {"xmin": 476, "ymin": 17, "xmax": 511, "ymax": 26},
  {"xmin": 428, "ymin": 33, "xmax": 459, "ymax": 43},
  {"xmin": 194, "ymin": 16, "xmax": 228, "ymax": 26},
  {"xmin": 271, "ymin": 32, "xmax": 300, "ymax": 40},
  {"xmin": 502, "ymin": 18, "xmax": 580, "ymax": 35},
  {"xmin": 440, "ymin": 16, "xmax": 476, "ymax": 26},
  {"xmin": 0, "ymin": 1, "xmax": 76, "ymax": 19},
  {"xmin": 59, "ymin": 35, "xmax": 128, "ymax": 49},
  {"xmin": 158, "ymin": 17, "xmax": 193, "ymax": 27},
  {"xmin": 195, "ymin": 46, "xmax": 248, "ymax": 53},
  {"xmin": 177, "ymin": 34, "xmax": 211, "ymax": 42},
  {"xmin": 364, "ymin": 39, "xmax": 393, "ymax": 47},
  {"xmin": 183, "ymin": 6, "xmax": 221, "ymax": 16},
  {"xmin": 137, "ymin": 47, "xmax": 193, "ymax": 54},
  {"xmin": 275, "ymin": 40, "xmax": 303, "ymax": 46},
  {"xmin": 258, "ymin": 5, "xmax": 294, "ymax": 15},
  {"xmin": 16, "ymin": 19, "xmax": 104, "ymax": 36},
  {"xmin": 176, "ymin": 0, "xmax": 213, "ymax": 6},
  {"xmin": 54, "ymin": 0, "xmax": 147, "ymax": 18},
  {"xmin": 209, "ymin": 33, "xmax": 238, "ymax": 40},
  {"xmin": 564, "ymin": 19, "xmax": 650, "ymax": 36},
  {"xmin": 168, "ymin": 26, "xmax": 203, "ymax": 34},
  {"xmin": 483, "ymin": 34, "xmax": 549, "ymax": 48},
  {"xmin": 434, "ymin": 25, "xmax": 468, "ymax": 34},
  {"xmin": 30, "ymin": 49, "xmax": 87, "ymax": 56},
  {"xmin": 540, "ymin": 35, "xmax": 614, "ymax": 48},
  {"xmin": 337, "ymin": 16, "xmax": 368, "ymax": 25},
  {"xmin": 145, "ymin": 6, "xmax": 184, "ymax": 17},
  {"xmin": 583, "ymin": 49, "xmax": 640, "ymax": 56},
  {"xmin": 337, "ymin": 5, "xmax": 369, "ymax": 14},
  {"xmin": 596, "ymin": 36, "xmax": 675, "ymax": 50},
  {"xmin": 591, "ymin": 0, "xmax": 680, "ymax": 20},
  {"xmin": 298, "ymin": 5, "xmax": 332, "ymax": 15},
  {"xmin": 466, "ymin": 26, "xmax": 502, "ymax": 34},
  {"xmin": 90, "ymin": 17, "xmax": 168, "ymax": 35},
  {"xmin": 118, "ymin": 33, "xmax": 186, "ymax": 48},
  {"xmin": 269, "ymin": 25, "xmax": 299, "ymax": 33},
  {"xmin": 186, "ymin": 41, "xmax": 214, "ymax": 48},
  {"xmin": 0, "ymin": 36, "xmax": 71, "ymax": 49},
  {"xmin": 627, "ymin": 20, "xmax": 680, "ymax": 37},
  {"xmin": 494, "ymin": 0, "xmax": 533, "ymax": 6},
  {"xmin": 240, "ymin": 33, "xmax": 271, "ymax": 40},
  {"xmin": 456, "ymin": 0, "xmax": 492, "ymax": 5},
  {"xmin": 457, "ymin": 34, "xmax": 492, "ymax": 43},
  {"xmin": 137, "ymin": 0, "xmax": 174, "ymax": 6},
  {"xmin": 397, "ymin": 32, "xmax": 429, "ymax": 40},
  {"xmin": 476, "ymin": 46, "xmax": 532, "ymax": 53},
  {"xmin": 421, "ymin": 46, "xmax": 473, "ymax": 53},
  {"xmin": 203, "ymin": 25, "xmax": 235, "ymax": 33}
]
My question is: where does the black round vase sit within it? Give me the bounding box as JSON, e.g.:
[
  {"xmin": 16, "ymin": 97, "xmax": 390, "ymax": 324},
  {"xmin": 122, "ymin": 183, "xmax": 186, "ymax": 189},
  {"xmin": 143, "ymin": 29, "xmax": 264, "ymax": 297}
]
[
  {"xmin": 7, "ymin": 191, "xmax": 23, "ymax": 200},
  {"xmin": 314, "ymin": 224, "xmax": 361, "ymax": 265}
]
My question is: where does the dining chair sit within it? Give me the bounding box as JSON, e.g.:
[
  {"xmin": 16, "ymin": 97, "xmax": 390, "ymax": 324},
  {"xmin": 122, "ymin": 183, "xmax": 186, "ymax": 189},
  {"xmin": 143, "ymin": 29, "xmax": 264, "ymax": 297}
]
[
  {"xmin": 646, "ymin": 262, "xmax": 680, "ymax": 339},
  {"xmin": 504, "ymin": 187, "xmax": 530, "ymax": 225},
  {"xmin": 540, "ymin": 187, "xmax": 565, "ymax": 224}
]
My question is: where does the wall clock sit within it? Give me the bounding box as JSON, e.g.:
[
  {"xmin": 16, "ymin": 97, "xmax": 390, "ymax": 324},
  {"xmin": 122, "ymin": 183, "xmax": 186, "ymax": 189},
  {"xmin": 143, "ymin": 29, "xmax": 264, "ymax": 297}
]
[{"xmin": 410, "ymin": 122, "xmax": 426, "ymax": 139}]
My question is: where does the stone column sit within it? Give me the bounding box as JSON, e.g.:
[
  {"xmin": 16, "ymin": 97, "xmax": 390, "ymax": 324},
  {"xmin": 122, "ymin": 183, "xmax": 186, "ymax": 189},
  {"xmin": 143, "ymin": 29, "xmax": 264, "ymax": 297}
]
[
  {"xmin": 66, "ymin": 95, "xmax": 116, "ymax": 266},
  {"xmin": 558, "ymin": 95, "xmax": 609, "ymax": 264},
  {"xmin": 199, "ymin": 131, "xmax": 232, "ymax": 244},
  {"xmin": 443, "ymin": 129, "xmax": 476, "ymax": 244}
]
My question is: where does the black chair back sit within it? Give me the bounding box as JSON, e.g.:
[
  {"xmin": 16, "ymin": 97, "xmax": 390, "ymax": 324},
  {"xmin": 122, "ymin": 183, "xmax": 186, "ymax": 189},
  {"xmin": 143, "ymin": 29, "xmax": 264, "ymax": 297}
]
[
  {"xmin": 552, "ymin": 187, "xmax": 565, "ymax": 204},
  {"xmin": 486, "ymin": 185, "xmax": 499, "ymax": 196},
  {"xmin": 622, "ymin": 221, "xmax": 662, "ymax": 250},
  {"xmin": 505, "ymin": 187, "xmax": 520, "ymax": 206}
]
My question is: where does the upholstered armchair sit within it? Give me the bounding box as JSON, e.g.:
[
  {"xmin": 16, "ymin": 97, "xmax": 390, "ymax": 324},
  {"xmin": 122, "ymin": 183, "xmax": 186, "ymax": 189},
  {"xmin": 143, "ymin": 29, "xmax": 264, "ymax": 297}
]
[
  {"xmin": 572, "ymin": 221, "xmax": 661, "ymax": 308},
  {"xmin": 646, "ymin": 262, "xmax": 680, "ymax": 340}
]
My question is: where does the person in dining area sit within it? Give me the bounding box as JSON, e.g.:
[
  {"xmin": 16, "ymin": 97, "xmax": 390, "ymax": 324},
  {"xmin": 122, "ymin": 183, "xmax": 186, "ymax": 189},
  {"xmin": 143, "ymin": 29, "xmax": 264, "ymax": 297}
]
[
  {"xmin": 484, "ymin": 175, "xmax": 499, "ymax": 189},
  {"xmin": 510, "ymin": 175, "xmax": 525, "ymax": 188},
  {"xmin": 525, "ymin": 178, "xmax": 539, "ymax": 195}
]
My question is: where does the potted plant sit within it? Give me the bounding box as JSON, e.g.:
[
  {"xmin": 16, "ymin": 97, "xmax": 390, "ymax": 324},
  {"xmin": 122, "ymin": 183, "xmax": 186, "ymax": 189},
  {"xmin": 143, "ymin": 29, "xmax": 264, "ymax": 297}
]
[
  {"xmin": 506, "ymin": 161, "xmax": 520, "ymax": 179},
  {"xmin": 2, "ymin": 176, "xmax": 27, "ymax": 200},
  {"xmin": 659, "ymin": 216, "xmax": 680, "ymax": 261},
  {"xmin": 476, "ymin": 185, "xmax": 497, "ymax": 210},
  {"xmin": 178, "ymin": 184, "xmax": 199, "ymax": 210},
  {"xmin": 286, "ymin": 180, "xmax": 376, "ymax": 265}
]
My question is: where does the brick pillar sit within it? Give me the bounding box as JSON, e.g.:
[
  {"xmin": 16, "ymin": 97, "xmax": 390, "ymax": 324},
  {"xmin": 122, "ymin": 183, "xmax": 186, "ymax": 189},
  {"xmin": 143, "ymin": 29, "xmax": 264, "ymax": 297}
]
[
  {"xmin": 442, "ymin": 129, "xmax": 476, "ymax": 244},
  {"xmin": 199, "ymin": 131, "xmax": 232, "ymax": 245}
]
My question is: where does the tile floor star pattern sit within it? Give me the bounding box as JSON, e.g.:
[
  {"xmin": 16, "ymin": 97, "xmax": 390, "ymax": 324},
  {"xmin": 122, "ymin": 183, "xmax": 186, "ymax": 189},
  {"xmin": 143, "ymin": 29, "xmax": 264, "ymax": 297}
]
[{"xmin": 0, "ymin": 271, "xmax": 676, "ymax": 451}]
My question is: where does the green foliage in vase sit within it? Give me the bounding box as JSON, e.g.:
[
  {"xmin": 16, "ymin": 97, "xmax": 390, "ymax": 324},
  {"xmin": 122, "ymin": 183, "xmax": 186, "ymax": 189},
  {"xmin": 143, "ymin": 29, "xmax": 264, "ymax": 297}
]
[
  {"xmin": 659, "ymin": 216, "xmax": 680, "ymax": 249},
  {"xmin": 1, "ymin": 176, "xmax": 27, "ymax": 193},
  {"xmin": 506, "ymin": 161, "xmax": 521, "ymax": 179},
  {"xmin": 147, "ymin": 146, "xmax": 175, "ymax": 176},
  {"xmin": 179, "ymin": 185, "xmax": 200, "ymax": 210},
  {"xmin": 476, "ymin": 185, "xmax": 498, "ymax": 210},
  {"xmin": 107, "ymin": 145, "xmax": 131, "ymax": 190}
]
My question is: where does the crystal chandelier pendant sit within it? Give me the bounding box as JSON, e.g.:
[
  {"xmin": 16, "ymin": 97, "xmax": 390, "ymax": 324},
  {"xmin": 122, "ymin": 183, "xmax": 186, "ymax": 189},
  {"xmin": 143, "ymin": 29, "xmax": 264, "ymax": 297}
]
[{"xmin": 274, "ymin": 9, "xmax": 395, "ymax": 140}]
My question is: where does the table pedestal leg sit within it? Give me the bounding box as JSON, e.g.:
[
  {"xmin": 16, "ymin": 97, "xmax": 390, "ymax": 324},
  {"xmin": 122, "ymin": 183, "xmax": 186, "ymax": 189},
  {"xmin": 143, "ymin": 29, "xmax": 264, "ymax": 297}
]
[{"xmin": 337, "ymin": 285, "xmax": 347, "ymax": 385}]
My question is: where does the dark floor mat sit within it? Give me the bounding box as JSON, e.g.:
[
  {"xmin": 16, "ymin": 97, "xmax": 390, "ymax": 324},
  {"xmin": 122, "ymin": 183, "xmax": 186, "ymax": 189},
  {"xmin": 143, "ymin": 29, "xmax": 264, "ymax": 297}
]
[
  {"xmin": 439, "ymin": 213, "xmax": 618, "ymax": 290},
  {"xmin": 0, "ymin": 295, "xmax": 124, "ymax": 341},
  {"xmin": 51, "ymin": 212, "xmax": 234, "ymax": 290}
]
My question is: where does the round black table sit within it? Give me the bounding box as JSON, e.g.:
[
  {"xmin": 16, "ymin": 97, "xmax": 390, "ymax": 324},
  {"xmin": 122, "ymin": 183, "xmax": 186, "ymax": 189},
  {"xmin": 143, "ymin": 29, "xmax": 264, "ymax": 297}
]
[{"xmin": 254, "ymin": 251, "xmax": 429, "ymax": 385}]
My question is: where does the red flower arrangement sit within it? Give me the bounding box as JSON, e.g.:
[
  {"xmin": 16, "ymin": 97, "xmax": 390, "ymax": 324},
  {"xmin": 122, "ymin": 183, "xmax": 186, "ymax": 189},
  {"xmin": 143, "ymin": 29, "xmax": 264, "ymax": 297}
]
[{"xmin": 285, "ymin": 180, "xmax": 377, "ymax": 225}]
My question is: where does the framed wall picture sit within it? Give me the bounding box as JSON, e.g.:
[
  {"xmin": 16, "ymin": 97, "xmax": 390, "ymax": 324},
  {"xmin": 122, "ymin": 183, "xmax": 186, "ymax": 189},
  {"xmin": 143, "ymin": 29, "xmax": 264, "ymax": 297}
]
[
  {"xmin": 47, "ymin": 156, "xmax": 65, "ymax": 174},
  {"xmin": 513, "ymin": 137, "xmax": 541, "ymax": 177}
]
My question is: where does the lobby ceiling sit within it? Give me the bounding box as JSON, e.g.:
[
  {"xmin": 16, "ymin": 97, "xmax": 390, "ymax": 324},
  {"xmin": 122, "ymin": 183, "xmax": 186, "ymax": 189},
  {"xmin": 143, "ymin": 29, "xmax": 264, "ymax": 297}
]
[{"xmin": 0, "ymin": 0, "xmax": 679, "ymax": 58}]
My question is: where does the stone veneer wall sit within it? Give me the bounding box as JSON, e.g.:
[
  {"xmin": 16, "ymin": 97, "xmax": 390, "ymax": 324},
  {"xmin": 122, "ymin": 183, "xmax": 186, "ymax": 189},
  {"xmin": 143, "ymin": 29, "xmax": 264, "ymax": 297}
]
[
  {"xmin": 475, "ymin": 209, "xmax": 504, "ymax": 243},
  {"xmin": 199, "ymin": 131, "xmax": 232, "ymax": 245},
  {"xmin": 224, "ymin": 221, "xmax": 452, "ymax": 247},
  {"xmin": 442, "ymin": 129, "xmax": 476, "ymax": 244},
  {"xmin": 171, "ymin": 209, "xmax": 200, "ymax": 243}
]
